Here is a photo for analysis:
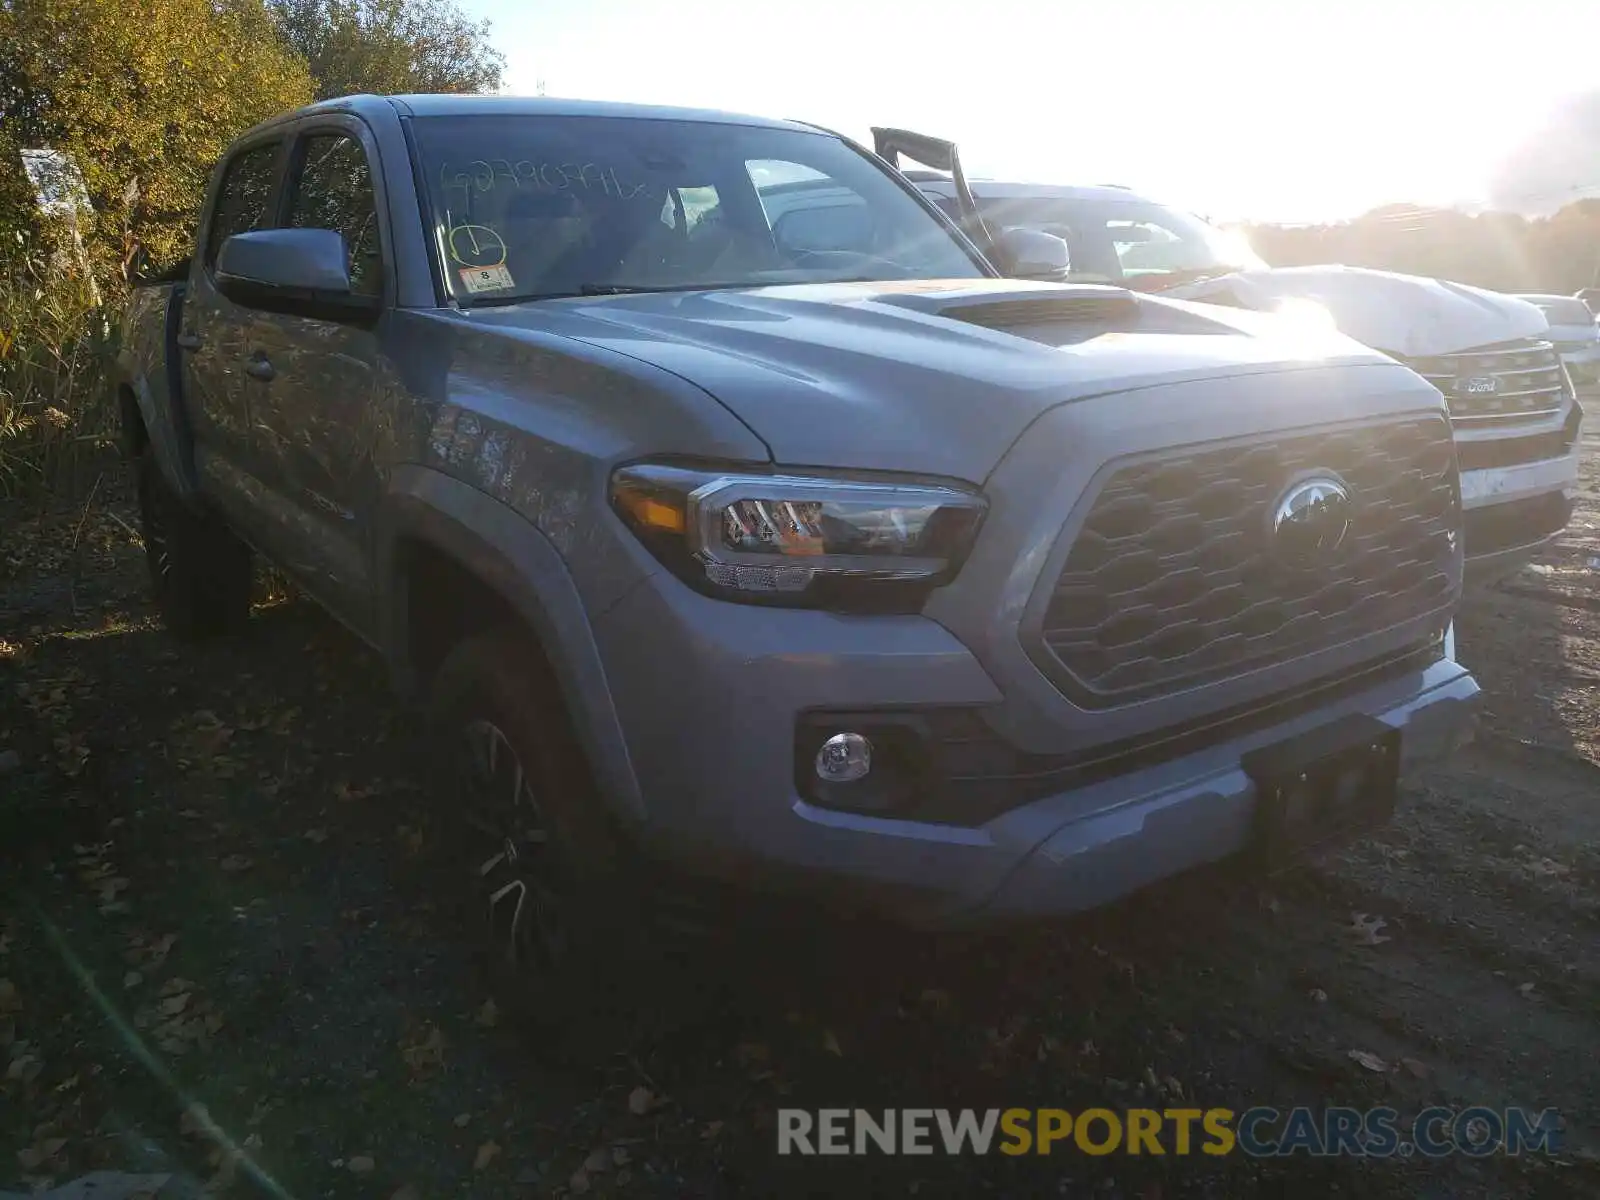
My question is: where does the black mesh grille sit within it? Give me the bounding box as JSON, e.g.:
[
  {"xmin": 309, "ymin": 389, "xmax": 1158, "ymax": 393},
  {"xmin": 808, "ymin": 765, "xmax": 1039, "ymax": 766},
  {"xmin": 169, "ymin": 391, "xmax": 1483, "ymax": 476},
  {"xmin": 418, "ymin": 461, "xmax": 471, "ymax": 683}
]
[{"xmin": 1036, "ymin": 417, "xmax": 1460, "ymax": 707}]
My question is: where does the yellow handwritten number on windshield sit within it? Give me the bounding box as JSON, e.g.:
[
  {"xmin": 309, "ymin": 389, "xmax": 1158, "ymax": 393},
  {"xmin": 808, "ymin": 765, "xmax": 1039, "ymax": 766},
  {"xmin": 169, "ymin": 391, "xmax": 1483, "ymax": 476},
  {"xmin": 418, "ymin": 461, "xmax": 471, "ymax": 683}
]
[{"xmin": 446, "ymin": 224, "xmax": 507, "ymax": 269}]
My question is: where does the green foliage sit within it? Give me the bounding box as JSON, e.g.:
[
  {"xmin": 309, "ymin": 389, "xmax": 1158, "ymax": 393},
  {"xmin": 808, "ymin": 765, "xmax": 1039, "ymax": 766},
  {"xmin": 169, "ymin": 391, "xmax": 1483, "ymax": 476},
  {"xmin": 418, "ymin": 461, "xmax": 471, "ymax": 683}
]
[
  {"xmin": 267, "ymin": 0, "xmax": 506, "ymax": 101},
  {"xmin": 0, "ymin": 231, "xmax": 119, "ymax": 495},
  {"xmin": 0, "ymin": 0, "xmax": 316, "ymax": 272}
]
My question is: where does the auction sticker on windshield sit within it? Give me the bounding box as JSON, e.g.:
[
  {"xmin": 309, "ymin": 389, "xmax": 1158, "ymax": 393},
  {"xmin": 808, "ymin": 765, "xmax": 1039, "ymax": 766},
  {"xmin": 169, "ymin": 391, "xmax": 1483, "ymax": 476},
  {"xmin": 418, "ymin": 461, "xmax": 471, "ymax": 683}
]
[{"xmin": 460, "ymin": 265, "xmax": 515, "ymax": 294}]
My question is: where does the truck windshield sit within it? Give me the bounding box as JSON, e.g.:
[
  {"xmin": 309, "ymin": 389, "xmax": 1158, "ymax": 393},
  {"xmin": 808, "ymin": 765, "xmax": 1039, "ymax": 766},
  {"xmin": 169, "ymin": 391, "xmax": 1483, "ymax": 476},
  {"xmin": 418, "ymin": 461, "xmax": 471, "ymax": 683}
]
[
  {"xmin": 975, "ymin": 196, "xmax": 1266, "ymax": 291},
  {"xmin": 409, "ymin": 115, "xmax": 987, "ymax": 304}
]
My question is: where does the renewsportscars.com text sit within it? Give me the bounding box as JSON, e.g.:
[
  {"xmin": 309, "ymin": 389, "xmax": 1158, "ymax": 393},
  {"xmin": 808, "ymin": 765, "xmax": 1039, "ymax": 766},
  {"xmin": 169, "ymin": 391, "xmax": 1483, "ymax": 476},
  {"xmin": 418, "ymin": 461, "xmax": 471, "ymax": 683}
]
[{"xmin": 777, "ymin": 1106, "xmax": 1563, "ymax": 1158}]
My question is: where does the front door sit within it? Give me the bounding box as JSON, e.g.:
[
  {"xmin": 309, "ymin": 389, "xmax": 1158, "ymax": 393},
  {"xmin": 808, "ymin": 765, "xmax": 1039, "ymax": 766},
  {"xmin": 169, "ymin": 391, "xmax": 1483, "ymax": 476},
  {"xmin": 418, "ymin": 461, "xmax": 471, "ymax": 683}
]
[{"xmin": 236, "ymin": 122, "xmax": 390, "ymax": 633}]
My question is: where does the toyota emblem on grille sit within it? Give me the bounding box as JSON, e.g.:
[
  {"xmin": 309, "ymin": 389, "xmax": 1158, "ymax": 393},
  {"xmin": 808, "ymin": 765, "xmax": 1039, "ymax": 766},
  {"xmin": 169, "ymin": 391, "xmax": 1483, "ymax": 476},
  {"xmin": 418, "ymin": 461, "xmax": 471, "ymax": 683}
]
[{"xmin": 1271, "ymin": 476, "xmax": 1352, "ymax": 564}]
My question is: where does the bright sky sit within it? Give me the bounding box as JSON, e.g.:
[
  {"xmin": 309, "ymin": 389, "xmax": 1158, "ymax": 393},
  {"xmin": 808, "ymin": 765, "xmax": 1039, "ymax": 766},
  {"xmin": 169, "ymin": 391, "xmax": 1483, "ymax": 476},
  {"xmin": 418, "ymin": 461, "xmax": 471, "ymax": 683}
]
[{"xmin": 458, "ymin": 0, "xmax": 1600, "ymax": 224}]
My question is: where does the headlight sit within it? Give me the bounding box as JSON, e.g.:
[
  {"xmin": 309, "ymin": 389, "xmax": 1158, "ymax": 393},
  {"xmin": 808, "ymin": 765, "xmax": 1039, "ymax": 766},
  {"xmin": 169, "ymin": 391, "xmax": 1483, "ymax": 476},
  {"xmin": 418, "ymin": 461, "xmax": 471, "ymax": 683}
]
[{"xmin": 610, "ymin": 463, "xmax": 987, "ymax": 610}]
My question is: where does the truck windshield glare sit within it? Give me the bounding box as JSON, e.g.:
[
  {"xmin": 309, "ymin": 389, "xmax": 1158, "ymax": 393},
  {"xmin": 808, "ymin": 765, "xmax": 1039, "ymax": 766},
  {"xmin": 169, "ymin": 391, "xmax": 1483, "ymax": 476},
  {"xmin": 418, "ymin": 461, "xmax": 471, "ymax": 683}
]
[{"xmin": 410, "ymin": 115, "xmax": 986, "ymax": 304}]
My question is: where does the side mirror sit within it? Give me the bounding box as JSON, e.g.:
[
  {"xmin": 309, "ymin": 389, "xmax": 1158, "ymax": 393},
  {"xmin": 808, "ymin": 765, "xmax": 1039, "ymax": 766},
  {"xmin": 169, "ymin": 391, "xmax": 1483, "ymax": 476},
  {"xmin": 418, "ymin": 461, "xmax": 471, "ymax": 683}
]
[
  {"xmin": 1577, "ymin": 288, "xmax": 1600, "ymax": 315},
  {"xmin": 215, "ymin": 228, "xmax": 378, "ymax": 321},
  {"xmin": 992, "ymin": 226, "xmax": 1071, "ymax": 282}
]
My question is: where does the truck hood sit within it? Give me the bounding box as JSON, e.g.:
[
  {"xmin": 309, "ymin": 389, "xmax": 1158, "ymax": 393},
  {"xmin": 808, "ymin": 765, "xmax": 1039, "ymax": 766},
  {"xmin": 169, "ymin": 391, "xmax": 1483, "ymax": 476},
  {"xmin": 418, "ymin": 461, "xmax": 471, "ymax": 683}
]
[
  {"xmin": 1164, "ymin": 265, "xmax": 1550, "ymax": 359},
  {"xmin": 473, "ymin": 279, "xmax": 1389, "ymax": 480}
]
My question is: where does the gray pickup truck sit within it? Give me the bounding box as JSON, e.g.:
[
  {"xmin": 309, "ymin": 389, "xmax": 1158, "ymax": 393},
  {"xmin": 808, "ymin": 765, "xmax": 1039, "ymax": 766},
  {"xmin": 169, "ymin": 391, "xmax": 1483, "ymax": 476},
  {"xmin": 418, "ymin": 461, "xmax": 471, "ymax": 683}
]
[{"xmin": 114, "ymin": 94, "xmax": 1479, "ymax": 978}]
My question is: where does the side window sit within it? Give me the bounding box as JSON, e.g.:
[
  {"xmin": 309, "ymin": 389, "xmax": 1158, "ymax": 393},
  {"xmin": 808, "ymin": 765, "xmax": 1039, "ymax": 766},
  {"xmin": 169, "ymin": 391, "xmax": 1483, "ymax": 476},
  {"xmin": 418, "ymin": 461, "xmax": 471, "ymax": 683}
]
[
  {"xmin": 205, "ymin": 143, "xmax": 281, "ymax": 267},
  {"xmin": 288, "ymin": 134, "xmax": 383, "ymax": 297}
]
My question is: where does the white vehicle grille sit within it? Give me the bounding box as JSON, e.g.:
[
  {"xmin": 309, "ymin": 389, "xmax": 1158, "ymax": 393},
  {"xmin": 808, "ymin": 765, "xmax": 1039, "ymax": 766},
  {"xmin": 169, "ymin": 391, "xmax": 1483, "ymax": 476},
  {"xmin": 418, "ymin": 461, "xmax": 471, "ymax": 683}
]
[{"xmin": 1402, "ymin": 338, "xmax": 1568, "ymax": 427}]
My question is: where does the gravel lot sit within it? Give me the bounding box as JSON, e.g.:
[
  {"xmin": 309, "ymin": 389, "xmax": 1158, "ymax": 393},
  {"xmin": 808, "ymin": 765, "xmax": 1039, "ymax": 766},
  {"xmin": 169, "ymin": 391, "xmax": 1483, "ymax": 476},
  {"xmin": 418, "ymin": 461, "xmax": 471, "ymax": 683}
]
[{"xmin": 3, "ymin": 411, "xmax": 1599, "ymax": 1199}]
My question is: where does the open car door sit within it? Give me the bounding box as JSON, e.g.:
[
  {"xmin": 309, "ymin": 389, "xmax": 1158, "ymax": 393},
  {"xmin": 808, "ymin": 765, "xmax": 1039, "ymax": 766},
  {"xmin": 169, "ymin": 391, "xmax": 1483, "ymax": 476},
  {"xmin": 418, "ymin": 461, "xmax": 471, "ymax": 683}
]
[{"xmin": 870, "ymin": 127, "xmax": 993, "ymax": 255}]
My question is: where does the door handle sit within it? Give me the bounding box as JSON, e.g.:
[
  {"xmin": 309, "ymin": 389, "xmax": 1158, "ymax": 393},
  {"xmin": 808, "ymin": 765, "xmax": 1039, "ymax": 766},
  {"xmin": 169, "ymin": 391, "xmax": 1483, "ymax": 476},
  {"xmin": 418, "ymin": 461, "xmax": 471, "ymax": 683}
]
[
  {"xmin": 176, "ymin": 332, "xmax": 203, "ymax": 351},
  {"xmin": 244, "ymin": 356, "xmax": 275, "ymax": 382}
]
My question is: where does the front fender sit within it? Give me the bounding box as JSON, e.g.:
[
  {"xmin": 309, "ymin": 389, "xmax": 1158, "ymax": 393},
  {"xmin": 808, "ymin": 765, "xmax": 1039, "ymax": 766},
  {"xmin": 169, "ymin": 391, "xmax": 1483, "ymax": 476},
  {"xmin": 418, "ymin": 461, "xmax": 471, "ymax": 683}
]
[{"xmin": 379, "ymin": 465, "xmax": 644, "ymax": 824}]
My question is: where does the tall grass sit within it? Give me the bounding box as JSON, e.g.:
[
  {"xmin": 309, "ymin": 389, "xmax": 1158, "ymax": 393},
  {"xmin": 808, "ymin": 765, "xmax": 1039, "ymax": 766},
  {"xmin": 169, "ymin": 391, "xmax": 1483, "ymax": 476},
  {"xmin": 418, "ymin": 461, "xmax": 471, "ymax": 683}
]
[{"xmin": 0, "ymin": 230, "xmax": 122, "ymax": 498}]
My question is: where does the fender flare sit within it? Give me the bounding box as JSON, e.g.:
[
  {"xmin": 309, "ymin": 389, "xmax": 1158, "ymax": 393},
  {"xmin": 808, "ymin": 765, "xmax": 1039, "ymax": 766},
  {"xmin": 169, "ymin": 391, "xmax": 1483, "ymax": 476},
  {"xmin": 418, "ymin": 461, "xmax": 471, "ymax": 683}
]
[{"xmin": 378, "ymin": 465, "xmax": 645, "ymax": 824}]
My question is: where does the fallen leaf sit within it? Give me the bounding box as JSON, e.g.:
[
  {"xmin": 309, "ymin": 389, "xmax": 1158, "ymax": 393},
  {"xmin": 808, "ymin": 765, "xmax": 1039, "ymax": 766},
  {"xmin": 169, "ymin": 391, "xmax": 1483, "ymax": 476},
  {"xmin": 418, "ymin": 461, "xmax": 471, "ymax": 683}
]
[
  {"xmin": 179, "ymin": 1103, "xmax": 213, "ymax": 1138},
  {"xmin": 1525, "ymin": 856, "xmax": 1571, "ymax": 878},
  {"xmin": 1518, "ymin": 981, "xmax": 1538, "ymax": 998},
  {"xmin": 627, "ymin": 1085, "xmax": 657, "ymax": 1116},
  {"xmin": 219, "ymin": 854, "xmax": 252, "ymax": 873},
  {"xmin": 123, "ymin": 971, "xmax": 142, "ymax": 989},
  {"xmin": 17, "ymin": 1136, "xmax": 66, "ymax": 1169},
  {"xmin": 6, "ymin": 1053, "xmax": 42, "ymax": 1083},
  {"xmin": 569, "ymin": 1167, "xmax": 591, "ymax": 1195},
  {"xmin": 158, "ymin": 993, "xmax": 191, "ymax": 1017},
  {"xmin": 475, "ymin": 998, "xmax": 499, "ymax": 1027},
  {"xmin": 1346, "ymin": 913, "xmax": 1390, "ymax": 946},
  {"xmin": 453, "ymin": 1112, "xmax": 471, "ymax": 1128},
  {"xmin": 473, "ymin": 1140, "xmax": 500, "ymax": 1170},
  {"xmin": 1348, "ymin": 1049, "xmax": 1389, "ymax": 1073},
  {"xmin": 1309, "ymin": 988, "xmax": 1328, "ymax": 1003},
  {"xmin": 701, "ymin": 1121, "xmax": 724, "ymax": 1140},
  {"xmin": 399, "ymin": 1023, "xmax": 445, "ymax": 1074},
  {"xmin": 611, "ymin": 1145, "xmax": 630, "ymax": 1168},
  {"xmin": 823, "ymin": 1029, "xmax": 842, "ymax": 1056},
  {"xmin": 348, "ymin": 1155, "xmax": 376, "ymax": 1174},
  {"xmin": 1400, "ymin": 1057, "xmax": 1429, "ymax": 1078},
  {"xmin": 583, "ymin": 1146, "xmax": 610, "ymax": 1173},
  {"xmin": 159, "ymin": 977, "xmax": 194, "ymax": 998},
  {"xmin": 304, "ymin": 828, "xmax": 329, "ymax": 844}
]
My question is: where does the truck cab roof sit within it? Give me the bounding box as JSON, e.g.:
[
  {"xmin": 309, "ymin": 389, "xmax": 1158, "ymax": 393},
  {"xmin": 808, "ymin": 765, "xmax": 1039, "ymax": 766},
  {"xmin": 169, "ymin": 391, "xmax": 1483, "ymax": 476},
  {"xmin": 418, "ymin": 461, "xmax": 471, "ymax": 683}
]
[{"xmin": 238, "ymin": 92, "xmax": 819, "ymax": 139}]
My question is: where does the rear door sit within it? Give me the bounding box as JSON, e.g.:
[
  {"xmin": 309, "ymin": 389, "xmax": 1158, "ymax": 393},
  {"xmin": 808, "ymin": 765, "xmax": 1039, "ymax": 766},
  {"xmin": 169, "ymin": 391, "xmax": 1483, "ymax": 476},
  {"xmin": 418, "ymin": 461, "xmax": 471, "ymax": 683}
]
[{"xmin": 180, "ymin": 137, "xmax": 287, "ymax": 533}]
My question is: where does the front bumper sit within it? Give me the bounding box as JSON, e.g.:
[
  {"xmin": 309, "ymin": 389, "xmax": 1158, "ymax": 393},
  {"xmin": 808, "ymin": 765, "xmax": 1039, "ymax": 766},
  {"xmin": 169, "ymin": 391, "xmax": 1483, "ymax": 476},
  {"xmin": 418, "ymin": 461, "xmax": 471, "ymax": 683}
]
[
  {"xmin": 595, "ymin": 570, "xmax": 1480, "ymax": 929},
  {"xmin": 1458, "ymin": 442, "xmax": 1581, "ymax": 576},
  {"xmin": 1556, "ymin": 341, "xmax": 1600, "ymax": 380}
]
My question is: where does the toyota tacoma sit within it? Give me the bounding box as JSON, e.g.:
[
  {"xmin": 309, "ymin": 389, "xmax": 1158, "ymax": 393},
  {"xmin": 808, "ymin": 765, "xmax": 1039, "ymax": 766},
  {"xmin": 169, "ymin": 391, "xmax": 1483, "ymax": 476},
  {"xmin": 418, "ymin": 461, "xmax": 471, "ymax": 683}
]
[{"xmin": 113, "ymin": 95, "xmax": 1479, "ymax": 979}]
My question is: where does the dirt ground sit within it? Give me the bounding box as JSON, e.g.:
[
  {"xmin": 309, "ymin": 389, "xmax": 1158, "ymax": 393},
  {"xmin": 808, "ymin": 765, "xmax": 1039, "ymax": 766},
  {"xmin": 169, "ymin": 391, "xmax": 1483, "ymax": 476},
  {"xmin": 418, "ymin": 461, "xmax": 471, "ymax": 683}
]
[{"xmin": 4, "ymin": 412, "xmax": 1600, "ymax": 1199}]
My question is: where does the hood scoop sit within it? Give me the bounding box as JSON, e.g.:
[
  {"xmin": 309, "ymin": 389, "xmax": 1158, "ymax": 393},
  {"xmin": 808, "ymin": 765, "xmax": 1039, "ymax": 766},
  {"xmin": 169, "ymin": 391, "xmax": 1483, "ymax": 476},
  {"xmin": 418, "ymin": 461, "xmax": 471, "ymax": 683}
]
[{"xmin": 936, "ymin": 289, "xmax": 1141, "ymax": 332}]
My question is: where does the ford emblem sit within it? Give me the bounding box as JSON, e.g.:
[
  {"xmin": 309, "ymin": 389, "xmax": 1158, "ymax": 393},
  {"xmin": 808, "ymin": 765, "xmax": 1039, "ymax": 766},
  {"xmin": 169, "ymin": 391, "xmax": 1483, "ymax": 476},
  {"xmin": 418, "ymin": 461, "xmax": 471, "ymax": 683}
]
[{"xmin": 1457, "ymin": 374, "xmax": 1500, "ymax": 396}]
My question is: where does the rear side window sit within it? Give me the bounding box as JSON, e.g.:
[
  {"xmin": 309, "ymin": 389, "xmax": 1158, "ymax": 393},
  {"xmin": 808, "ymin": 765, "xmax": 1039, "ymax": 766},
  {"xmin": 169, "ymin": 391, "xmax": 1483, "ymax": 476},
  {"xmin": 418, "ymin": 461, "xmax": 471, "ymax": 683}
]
[
  {"xmin": 205, "ymin": 143, "xmax": 282, "ymax": 266},
  {"xmin": 288, "ymin": 133, "xmax": 383, "ymax": 297}
]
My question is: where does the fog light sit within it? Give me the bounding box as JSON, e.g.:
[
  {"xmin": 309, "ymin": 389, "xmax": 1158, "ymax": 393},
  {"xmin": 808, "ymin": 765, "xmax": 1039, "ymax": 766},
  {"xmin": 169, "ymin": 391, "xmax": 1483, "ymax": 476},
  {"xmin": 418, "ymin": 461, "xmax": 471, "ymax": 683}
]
[{"xmin": 816, "ymin": 732, "xmax": 872, "ymax": 783}]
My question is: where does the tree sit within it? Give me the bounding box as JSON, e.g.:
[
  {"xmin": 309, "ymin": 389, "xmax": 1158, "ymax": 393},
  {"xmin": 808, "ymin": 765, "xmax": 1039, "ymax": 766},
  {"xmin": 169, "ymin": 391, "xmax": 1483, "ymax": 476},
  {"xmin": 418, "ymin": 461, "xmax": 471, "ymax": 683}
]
[
  {"xmin": 266, "ymin": 0, "xmax": 506, "ymax": 101},
  {"xmin": 0, "ymin": 0, "xmax": 315, "ymax": 270}
]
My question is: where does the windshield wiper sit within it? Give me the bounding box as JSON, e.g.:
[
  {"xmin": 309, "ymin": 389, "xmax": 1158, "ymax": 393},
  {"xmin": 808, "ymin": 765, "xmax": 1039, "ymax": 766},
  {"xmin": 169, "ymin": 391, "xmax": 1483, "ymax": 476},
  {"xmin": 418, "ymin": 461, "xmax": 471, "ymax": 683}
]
[
  {"xmin": 578, "ymin": 281, "xmax": 753, "ymax": 295},
  {"xmin": 1129, "ymin": 266, "xmax": 1243, "ymax": 293},
  {"xmin": 463, "ymin": 277, "xmax": 893, "ymax": 307}
]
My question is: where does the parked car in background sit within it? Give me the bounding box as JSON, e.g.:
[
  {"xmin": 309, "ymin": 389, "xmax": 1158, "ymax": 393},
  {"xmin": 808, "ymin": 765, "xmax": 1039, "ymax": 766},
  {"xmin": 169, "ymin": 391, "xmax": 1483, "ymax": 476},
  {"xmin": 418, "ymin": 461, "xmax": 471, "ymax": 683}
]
[
  {"xmin": 859, "ymin": 131, "xmax": 1582, "ymax": 583},
  {"xmin": 1516, "ymin": 293, "xmax": 1600, "ymax": 383},
  {"xmin": 113, "ymin": 95, "xmax": 1478, "ymax": 974}
]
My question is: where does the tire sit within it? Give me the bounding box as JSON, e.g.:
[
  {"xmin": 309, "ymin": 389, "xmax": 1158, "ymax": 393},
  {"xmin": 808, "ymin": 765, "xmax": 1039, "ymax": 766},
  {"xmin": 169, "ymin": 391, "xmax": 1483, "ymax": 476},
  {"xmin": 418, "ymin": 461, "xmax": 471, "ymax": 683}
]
[
  {"xmin": 135, "ymin": 452, "xmax": 252, "ymax": 638},
  {"xmin": 427, "ymin": 631, "xmax": 637, "ymax": 1043}
]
